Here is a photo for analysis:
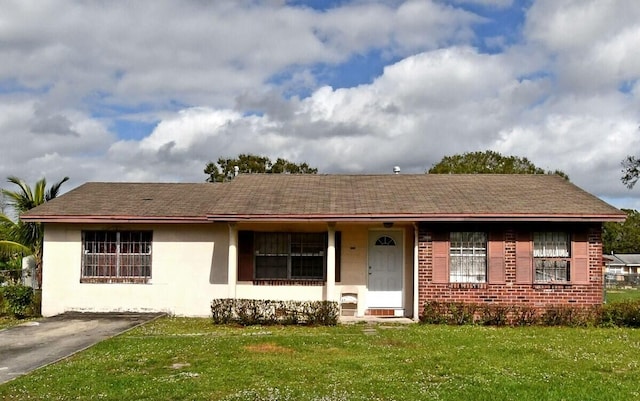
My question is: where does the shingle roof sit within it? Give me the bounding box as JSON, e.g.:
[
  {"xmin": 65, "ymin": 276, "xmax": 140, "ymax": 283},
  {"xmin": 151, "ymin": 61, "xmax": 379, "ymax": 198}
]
[
  {"xmin": 21, "ymin": 174, "xmax": 625, "ymax": 223},
  {"xmin": 21, "ymin": 182, "xmax": 221, "ymax": 222},
  {"xmin": 606, "ymin": 254, "xmax": 640, "ymax": 266}
]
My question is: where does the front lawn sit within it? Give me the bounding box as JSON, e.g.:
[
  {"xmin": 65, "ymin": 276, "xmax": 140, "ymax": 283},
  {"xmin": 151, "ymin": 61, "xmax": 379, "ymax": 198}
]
[
  {"xmin": 605, "ymin": 288, "xmax": 640, "ymax": 303},
  {"xmin": 1, "ymin": 317, "xmax": 640, "ymax": 400}
]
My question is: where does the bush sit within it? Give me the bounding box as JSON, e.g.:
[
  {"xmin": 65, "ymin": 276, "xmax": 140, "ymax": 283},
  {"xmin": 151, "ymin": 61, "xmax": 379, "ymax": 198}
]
[
  {"xmin": 512, "ymin": 305, "xmax": 539, "ymax": 326},
  {"xmin": 211, "ymin": 299, "xmax": 339, "ymax": 326},
  {"xmin": 419, "ymin": 301, "xmax": 630, "ymax": 328},
  {"xmin": 1, "ymin": 282, "xmax": 34, "ymax": 318},
  {"xmin": 479, "ymin": 304, "xmax": 512, "ymax": 326},
  {"xmin": 419, "ymin": 301, "xmax": 478, "ymax": 325},
  {"xmin": 600, "ymin": 300, "xmax": 640, "ymax": 327},
  {"xmin": 419, "ymin": 301, "xmax": 447, "ymax": 324}
]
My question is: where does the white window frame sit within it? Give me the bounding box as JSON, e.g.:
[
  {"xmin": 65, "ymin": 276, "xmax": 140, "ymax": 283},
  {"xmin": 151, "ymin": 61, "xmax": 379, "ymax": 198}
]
[
  {"xmin": 449, "ymin": 232, "xmax": 487, "ymax": 283},
  {"xmin": 533, "ymin": 232, "xmax": 570, "ymax": 283}
]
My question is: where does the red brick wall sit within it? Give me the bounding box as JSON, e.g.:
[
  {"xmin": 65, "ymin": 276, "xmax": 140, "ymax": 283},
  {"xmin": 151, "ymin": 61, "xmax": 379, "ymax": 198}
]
[{"xmin": 417, "ymin": 225, "xmax": 604, "ymax": 312}]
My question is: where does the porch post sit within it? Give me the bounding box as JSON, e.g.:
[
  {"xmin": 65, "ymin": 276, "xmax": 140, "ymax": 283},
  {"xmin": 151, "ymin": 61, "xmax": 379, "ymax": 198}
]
[
  {"xmin": 413, "ymin": 223, "xmax": 420, "ymax": 321},
  {"xmin": 326, "ymin": 223, "xmax": 336, "ymax": 301},
  {"xmin": 228, "ymin": 223, "xmax": 238, "ymax": 298}
]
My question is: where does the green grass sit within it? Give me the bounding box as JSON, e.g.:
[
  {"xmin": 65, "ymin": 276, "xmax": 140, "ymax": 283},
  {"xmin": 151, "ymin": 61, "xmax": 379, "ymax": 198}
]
[
  {"xmin": 2, "ymin": 318, "xmax": 640, "ymax": 400},
  {"xmin": 605, "ymin": 288, "xmax": 640, "ymax": 303}
]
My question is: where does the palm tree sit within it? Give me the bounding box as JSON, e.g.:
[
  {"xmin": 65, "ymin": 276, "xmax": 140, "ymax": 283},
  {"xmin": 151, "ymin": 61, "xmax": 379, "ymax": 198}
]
[{"xmin": 0, "ymin": 176, "xmax": 69, "ymax": 287}]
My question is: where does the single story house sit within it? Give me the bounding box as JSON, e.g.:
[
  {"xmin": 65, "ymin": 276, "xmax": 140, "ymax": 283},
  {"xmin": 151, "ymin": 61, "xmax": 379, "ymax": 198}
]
[
  {"xmin": 604, "ymin": 253, "xmax": 640, "ymax": 286},
  {"xmin": 604, "ymin": 254, "xmax": 640, "ymax": 276},
  {"xmin": 21, "ymin": 174, "xmax": 625, "ymax": 319}
]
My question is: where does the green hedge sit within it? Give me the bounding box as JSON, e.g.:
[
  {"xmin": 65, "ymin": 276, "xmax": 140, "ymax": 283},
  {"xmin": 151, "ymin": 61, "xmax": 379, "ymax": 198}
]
[
  {"xmin": 1, "ymin": 283, "xmax": 34, "ymax": 318},
  {"xmin": 420, "ymin": 300, "xmax": 640, "ymax": 328},
  {"xmin": 211, "ymin": 299, "xmax": 339, "ymax": 326}
]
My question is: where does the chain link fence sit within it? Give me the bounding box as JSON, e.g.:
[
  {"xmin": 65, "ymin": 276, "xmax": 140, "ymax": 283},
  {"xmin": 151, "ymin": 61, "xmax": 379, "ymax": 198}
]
[{"xmin": 605, "ymin": 273, "xmax": 640, "ymax": 289}]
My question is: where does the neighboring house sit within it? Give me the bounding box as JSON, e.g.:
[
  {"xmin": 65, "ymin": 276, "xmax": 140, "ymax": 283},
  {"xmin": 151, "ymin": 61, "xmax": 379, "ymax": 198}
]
[
  {"xmin": 604, "ymin": 254, "xmax": 640, "ymax": 275},
  {"xmin": 604, "ymin": 254, "xmax": 640, "ymax": 286},
  {"xmin": 21, "ymin": 174, "xmax": 625, "ymax": 319}
]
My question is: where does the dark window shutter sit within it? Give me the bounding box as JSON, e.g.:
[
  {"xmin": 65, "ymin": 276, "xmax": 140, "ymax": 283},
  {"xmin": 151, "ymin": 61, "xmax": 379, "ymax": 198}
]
[
  {"xmin": 488, "ymin": 231, "xmax": 505, "ymax": 284},
  {"xmin": 516, "ymin": 231, "xmax": 532, "ymax": 283},
  {"xmin": 238, "ymin": 231, "xmax": 254, "ymax": 281},
  {"xmin": 335, "ymin": 231, "xmax": 342, "ymax": 282},
  {"xmin": 432, "ymin": 232, "xmax": 449, "ymax": 283},
  {"xmin": 572, "ymin": 232, "xmax": 589, "ymax": 284}
]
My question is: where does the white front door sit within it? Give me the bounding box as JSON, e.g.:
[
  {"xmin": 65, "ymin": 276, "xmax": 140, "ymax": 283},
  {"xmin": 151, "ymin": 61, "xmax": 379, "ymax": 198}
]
[{"xmin": 367, "ymin": 231, "xmax": 403, "ymax": 308}]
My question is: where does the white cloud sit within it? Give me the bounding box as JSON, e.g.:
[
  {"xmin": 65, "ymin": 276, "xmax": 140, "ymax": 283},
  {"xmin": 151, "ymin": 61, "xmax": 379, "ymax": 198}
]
[
  {"xmin": 449, "ymin": 0, "xmax": 514, "ymax": 8},
  {"xmin": 0, "ymin": 0, "xmax": 639, "ymax": 210},
  {"xmin": 525, "ymin": 0, "xmax": 640, "ymax": 93}
]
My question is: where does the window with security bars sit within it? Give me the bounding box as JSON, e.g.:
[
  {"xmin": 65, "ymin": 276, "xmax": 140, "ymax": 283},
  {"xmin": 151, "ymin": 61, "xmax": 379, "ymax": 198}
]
[
  {"xmin": 82, "ymin": 231, "xmax": 152, "ymax": 281},
  {"xmin": 254, "ymin": 232, "xmax": 325, "ymax": 280},
  {"xmin": 534, "ymin": 232, "xmax": 570, "ymax": 282},
  {"xmin": 449, "ymin": 232, "xmax": 487, "ymax": 283}
]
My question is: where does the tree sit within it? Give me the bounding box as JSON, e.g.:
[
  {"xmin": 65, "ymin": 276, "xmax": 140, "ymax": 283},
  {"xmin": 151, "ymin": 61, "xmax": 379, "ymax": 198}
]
[
  {"xmin": 0, "ymin": 176, "xmax": 69, "ymax": 287},
  {"xmin": 428, "ymin": 150, "xmax": 569, "ymax": 179},
  {"xmin": 621, "ymin": 155, "xmax": 640, "ymax": 189},
  {"xmin": 603, "ymin": 209, "xmax": 640, "ymax": 254},
  {"xmin": 204, "ymin": 154, "xmax": 318, "ymax": 182}
]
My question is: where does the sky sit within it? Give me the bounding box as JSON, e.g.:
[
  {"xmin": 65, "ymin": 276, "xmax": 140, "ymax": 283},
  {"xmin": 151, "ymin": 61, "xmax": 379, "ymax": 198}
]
[{"xmin": 0, "ymin": 0, "xmax": 639, "ymax": 210}]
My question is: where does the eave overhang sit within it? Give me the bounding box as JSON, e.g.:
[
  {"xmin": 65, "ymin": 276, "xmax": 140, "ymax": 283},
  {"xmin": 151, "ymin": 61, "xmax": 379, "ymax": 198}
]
[
  {"xmin": 22, "ymin": 212, "xmax": 626, "ymax": 224},
  {"xmin": 20, "ymin": 215, "xmax": 210, "ymax": 224},
  {"xmin": 206, "ymin": 213, "xmax": 627, "ymax": 223}
]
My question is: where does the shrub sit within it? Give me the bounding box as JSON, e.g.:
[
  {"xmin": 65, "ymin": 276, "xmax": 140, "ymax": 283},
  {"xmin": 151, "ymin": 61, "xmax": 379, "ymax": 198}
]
[
  {"xmin": 420, "ymin": 301, "xmax": 478, "ymax": 325},
  {"xmin": 211, "ymin": 299, "xmax": 339, "ymax": 326},
  {"xmin": 512, "ymin": 305, "xmax": 539, "ymax": 326},
  {"xmin": 1, "ymin": 282, "xmax": 34, "ymax": 318},
  {"xmin": 479, "ymin": 304, "xmax": 512, "ymax": 326},
  {"xmin": 447, "ymin": 302, "xmax": 477, "ymax": 325},
  {"xmin": 419, "ymin": 301, "xmax": 447, "ymax": 324},
  {"xmin": 420, "ymin": 301, "xmax": 615, "ymax": 327},
  {"xmin": 600, "ymin": 300, "xmax": 640, "ymax": 328},
  {"xmin": 210, "ymin": 299, "xmax": 234, "ymax": 324}
]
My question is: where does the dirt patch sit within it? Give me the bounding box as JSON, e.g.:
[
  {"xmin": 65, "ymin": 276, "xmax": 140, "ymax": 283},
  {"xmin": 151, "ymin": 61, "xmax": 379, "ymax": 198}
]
[{"xmin": 244, "ymin": 342, "xmax": 293, "ymax": 354}]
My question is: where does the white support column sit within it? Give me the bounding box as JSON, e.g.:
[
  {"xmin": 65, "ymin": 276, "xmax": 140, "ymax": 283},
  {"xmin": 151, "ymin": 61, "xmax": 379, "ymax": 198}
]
[
  {"xmin": 413, "ymin": 223, "xmax": 420, "ymax": 321},
  {"xmin": 326, "ymin": 223, "xmax": 336, "ymax": 301},
  {"xmin": 228, "ymin": 223, "xmax": 238, "ymax": 298}
]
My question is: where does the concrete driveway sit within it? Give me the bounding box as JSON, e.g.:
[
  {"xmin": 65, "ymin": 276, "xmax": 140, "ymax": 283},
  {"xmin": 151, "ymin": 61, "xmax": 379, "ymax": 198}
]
[{"xmin": 0, "ymin": 312, "xmax": 163, "ymax": 385}]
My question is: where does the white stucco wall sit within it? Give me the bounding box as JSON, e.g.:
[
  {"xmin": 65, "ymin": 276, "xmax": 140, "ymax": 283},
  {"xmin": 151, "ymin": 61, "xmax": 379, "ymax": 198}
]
[
  {"xmin": 41, "ymin": 223, "xmax": 229, "ymax": 317},
  {"xmin": 41, "ymin": 222, "xmax": 417, "ymax": 318}
]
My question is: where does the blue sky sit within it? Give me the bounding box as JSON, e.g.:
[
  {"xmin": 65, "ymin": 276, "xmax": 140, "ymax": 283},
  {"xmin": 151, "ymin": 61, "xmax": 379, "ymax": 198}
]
[{"xmin": 0, "ymin": 0, "xmax": 638, "ymax": 209}]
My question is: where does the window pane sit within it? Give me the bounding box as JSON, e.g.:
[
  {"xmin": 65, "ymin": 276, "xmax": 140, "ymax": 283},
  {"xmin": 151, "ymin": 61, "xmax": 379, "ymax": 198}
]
[
  {"xmin": 81, "ymin": 231, "xmax": 152, "ymax": 280},
  {"xmin": 255, "ymin": 233, "xmax": 288, "ymax": 255},
  {"xmin": 254, "ymin": 232, "xmax": 327, "ymax": 280},
  {"xmin": 291, "ymin": 256, "xmax": 324, "ymax": 279},
  {"xmin": 533, "ymin": 232, "xmax": 569, "ymax": 257},
  {"xmin": 450, "ymin": 232, "xmax": 486, "ymax": 283},
  {"xmin": 255, "ymin": 256, "xmax": 287, "ymax": 279},
  {"xmin": 533, "ymin": 232, "xmax": 570, "ymax": 282},
  {"xmin": 290, "ymin": 233, "xmax": 325, "ymax": 255},
  {"xmin": 535, "ymin": 260, "xmax": 570, "ymax": 282}
]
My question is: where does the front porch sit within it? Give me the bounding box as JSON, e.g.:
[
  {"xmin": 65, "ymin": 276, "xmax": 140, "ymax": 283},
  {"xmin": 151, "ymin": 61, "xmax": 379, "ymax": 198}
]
[{"xmin": 224, "ymin": 222, "xmax": 419, "ymax": 319}]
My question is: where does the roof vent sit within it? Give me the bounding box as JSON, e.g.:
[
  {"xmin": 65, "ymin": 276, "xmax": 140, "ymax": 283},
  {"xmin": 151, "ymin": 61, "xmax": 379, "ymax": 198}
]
[
  {"xmin": 393, "ymin": 166, "xmax": 401, "ymax": 174},
  {"xmin": 233, "ymin": 166, "xmax": 239, "ymax": 177}
]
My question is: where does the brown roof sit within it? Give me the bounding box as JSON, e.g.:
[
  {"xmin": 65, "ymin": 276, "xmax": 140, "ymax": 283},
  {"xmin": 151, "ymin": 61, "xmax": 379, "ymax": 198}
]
[
  {"xmin": 21, "ymin": 182, "xmax": 221, "ymax": 223},
  {"xmin": 21, "ymin": 174, "xmax": 625, "ymax": 223}
]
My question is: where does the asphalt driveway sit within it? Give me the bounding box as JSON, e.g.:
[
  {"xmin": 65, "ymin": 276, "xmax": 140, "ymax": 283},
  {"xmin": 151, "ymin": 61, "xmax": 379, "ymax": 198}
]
[{"xmin": 0, "ymin": 312, "xmax": 162, "ymax": 385}]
